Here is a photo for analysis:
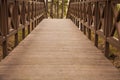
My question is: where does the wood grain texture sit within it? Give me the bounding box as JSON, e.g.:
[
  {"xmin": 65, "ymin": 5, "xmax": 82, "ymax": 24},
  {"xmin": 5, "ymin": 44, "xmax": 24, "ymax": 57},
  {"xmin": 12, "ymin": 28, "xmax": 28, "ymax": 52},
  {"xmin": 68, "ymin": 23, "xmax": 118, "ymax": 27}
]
[{"xmin": 0, "ymin": 19, "xmax": 120, "ymax": 80}]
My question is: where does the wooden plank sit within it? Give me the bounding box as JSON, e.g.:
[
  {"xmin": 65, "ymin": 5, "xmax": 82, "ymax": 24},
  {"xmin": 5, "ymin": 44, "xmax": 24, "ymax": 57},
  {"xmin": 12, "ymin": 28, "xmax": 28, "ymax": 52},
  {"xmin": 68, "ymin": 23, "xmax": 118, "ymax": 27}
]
[{"xmin": 0, "ymin": 19, "xmax": 120, "ymax": 80}]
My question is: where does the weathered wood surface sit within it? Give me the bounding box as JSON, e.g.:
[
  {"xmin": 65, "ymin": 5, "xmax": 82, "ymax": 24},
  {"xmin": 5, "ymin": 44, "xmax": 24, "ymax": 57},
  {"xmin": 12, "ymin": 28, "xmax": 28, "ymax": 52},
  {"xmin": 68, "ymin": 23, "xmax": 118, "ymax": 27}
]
[{"xmin": 0, "ymin": 19, "xmax": 120, "ymax": 80}]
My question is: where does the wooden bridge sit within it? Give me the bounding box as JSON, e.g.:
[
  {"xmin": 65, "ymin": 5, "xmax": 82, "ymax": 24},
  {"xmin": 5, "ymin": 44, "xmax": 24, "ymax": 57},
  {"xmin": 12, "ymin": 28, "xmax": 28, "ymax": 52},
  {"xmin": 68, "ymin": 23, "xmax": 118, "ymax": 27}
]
[{"xmin": 0, "ymin": 0, "xmax": 120, "ymax": 80}]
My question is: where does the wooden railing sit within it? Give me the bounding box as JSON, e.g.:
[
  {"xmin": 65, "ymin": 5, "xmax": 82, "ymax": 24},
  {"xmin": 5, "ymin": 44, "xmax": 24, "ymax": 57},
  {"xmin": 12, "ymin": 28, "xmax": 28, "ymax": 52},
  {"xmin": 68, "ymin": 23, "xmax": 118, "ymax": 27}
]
[
  {"xmin": 0, "ymin": 0, "xmax": 47, "ymax": 58},
  {"xmin": 67, "ymin": 0, "xmax": 120, "ymax": 57}
]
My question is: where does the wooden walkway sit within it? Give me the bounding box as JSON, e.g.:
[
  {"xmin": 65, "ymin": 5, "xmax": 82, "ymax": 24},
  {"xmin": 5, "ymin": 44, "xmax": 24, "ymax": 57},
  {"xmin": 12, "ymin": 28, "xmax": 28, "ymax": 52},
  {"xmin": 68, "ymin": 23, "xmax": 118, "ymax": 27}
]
[{"xmin": 0, "ymin": 19, "xmax": 120, "ymax": 80}]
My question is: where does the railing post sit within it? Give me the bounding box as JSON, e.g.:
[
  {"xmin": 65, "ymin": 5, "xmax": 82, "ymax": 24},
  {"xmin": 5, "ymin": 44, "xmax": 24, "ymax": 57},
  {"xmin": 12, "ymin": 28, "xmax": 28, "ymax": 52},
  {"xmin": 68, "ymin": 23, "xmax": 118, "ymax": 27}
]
[
  {"xmin": 73, "ymin": 3, "xmax": 76, "ymax": 24},
  {"xmin": 46, "ymin": 0, "xmax": 48, "ymax": 14},
  {"xmin": 14, "ymin": 0, "xmax": 19, "ymax": 47},
  {"xmin": 35, "ymin": 1, "xmax": 37, "ymax": 27},
  {"xmin": 77, "ymin": 2, "xmax": 79, "ymax": 27},
  {"xmin": 83, "ymin": 1, "xmax": 86, "ymax": 35},
  {"xmin": 94, "ymin": 2, "xmax": 99, "ymax": 47},
  {"xmin": 28, "ymin": 2, "xmax": 31, "ymax": 34},
  {"xmin": 87, "ymin": 2, "xmax": 91, "ymax": 40},
  {"xmin": 32, "ymin": 1, "xmax": 34, "ymax": 30},
  {"xmin": 104, "ymin": 0, "xmax": 112, "ymax": 57},
  {"xmin": 22, "ymin": 1, "xmax": 26, "ymax": 39},
  {"xmin": 1, "ymin": 0, "xmax": 8, "ymax": 58},
  {"xmin": 61, "ymin": 0, "xmax": 64, "ymax": 18},
  {"xmin": 66, "ymin": 0, "xmax": 71, "ymax": 18},
  {"xmin": 57, "ymin": 0, "xmax": 59, "ymax": 18},
  {"xmin": 43, "ymin": 0, "xmax": 48, "ymax": 18},
  {"xmin": 79, "ymin": 0, "xmax": 83, "ymax": 31},
  {"xmin": 50, "ymin": 0, "xmax": 54, "ymax": 18}
]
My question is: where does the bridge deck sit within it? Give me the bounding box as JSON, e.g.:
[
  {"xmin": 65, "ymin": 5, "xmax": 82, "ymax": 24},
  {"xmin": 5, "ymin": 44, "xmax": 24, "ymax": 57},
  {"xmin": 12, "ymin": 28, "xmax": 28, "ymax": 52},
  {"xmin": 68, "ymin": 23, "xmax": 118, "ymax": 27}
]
[{"xmin": 0, "ymin": 19, "xmax": 120, "ymax": 80}]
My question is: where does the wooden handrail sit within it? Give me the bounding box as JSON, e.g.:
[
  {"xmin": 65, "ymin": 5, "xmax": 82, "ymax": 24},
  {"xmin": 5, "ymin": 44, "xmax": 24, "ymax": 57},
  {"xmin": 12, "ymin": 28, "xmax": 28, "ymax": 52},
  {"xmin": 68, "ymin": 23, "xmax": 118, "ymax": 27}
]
[
  {"xmin": 67, "ymin": 0, "xmax": 120, "ymax": 57},
  {"xmin": 0, "ymin": 0, "xmax": 47, "ymax": 59}
]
